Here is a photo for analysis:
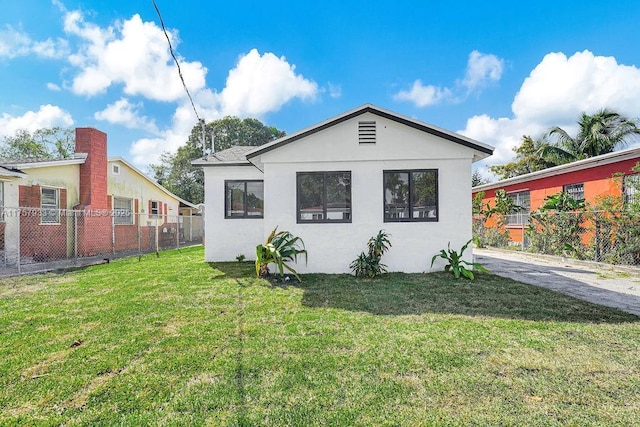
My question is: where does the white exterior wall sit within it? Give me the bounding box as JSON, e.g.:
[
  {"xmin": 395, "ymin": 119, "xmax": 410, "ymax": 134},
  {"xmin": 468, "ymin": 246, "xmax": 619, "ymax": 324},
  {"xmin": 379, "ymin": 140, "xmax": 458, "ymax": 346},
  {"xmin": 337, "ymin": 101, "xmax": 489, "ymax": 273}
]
[
  {"xmin": 203, "ymin": 165, "xmax": 264, "ymax": 262},
  {"xmin": 257, "ymin": 112, "xmax": 475, "ymax": 274}
]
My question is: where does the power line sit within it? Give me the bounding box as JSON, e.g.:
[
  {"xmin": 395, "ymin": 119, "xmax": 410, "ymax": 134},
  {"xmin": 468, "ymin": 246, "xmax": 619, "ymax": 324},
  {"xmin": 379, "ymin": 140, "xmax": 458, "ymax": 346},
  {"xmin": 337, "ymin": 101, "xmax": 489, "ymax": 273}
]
[{"xmin": 151, "ymin": 0, "xmax": 201, "ymax": 122}]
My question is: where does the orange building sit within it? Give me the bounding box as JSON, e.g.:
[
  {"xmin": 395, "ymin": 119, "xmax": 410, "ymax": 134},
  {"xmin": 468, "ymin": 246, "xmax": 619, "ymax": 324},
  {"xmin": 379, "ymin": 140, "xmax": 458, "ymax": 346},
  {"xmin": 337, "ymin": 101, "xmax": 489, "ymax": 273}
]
[{"xmin": 472, "ymin": 147, "xmax": 640, "ymax": 243}]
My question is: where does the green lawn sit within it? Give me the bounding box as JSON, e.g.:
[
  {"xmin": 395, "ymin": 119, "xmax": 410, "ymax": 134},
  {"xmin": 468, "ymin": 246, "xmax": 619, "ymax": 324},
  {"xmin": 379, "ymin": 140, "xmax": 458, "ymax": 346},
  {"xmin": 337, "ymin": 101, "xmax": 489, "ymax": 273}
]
[{"xmin": 1, "ymin": 246, "xmax": 639, "ymax": 426}]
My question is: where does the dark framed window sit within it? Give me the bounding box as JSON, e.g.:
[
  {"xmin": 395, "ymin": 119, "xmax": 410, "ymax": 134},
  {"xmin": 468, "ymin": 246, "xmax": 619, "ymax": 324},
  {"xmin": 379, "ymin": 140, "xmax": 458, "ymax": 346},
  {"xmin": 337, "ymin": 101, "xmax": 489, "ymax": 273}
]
[
  {"xmin": 225, "ymin": 180, "xmax": 264, "ymax": 218},
  {"xmin": 563, "ymin": 183, "xmax": 584, "ymax": 201},
  {"xmin": 505, "ymin": 191, "xmax": 530, "ymax": 225},
  {"xmin": 297, "ymin": 171, "xmax": 351, "ymax": 223},
  {"xmin": 384, "ymin": 169, "xmax": 438, "ymax": 222}
]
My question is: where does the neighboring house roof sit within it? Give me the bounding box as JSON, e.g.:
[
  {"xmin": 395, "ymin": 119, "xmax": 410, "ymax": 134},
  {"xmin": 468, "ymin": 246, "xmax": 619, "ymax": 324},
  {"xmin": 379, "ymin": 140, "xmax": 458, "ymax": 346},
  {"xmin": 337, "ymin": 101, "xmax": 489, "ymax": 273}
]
[
  {"xmin": 192, "ymin": 146, "xmax": 255, "ymax": 167},
  {"xmin": 245, "ymin": 103, "xmax": 494, "ymax": 161},
  {"xmin": 108, "ymin": 156, "xmax": 198, "ymax": 208},
  {"xmin": 0, "ymin": 166, "xmax": 28, "ymax": 178},
  {"xmin": 473, "ymin": 145, "xmax": 640, "ymax": 193},
  {"xmin": 0, "ymin": 153, "xmax": 87, "ymax": 170}
]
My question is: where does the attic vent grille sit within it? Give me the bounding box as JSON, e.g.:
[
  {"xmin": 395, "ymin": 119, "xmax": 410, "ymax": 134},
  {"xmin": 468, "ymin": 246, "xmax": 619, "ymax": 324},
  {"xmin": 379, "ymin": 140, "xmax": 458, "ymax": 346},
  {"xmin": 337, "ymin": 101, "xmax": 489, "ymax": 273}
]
[{"xmin": 358, "ymin": 121, "xmax": 376, "ymax": 143}]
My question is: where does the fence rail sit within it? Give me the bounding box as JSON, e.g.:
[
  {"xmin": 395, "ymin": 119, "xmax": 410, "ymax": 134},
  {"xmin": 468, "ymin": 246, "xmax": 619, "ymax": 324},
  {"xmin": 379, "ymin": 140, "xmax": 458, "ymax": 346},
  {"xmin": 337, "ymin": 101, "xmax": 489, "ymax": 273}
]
[
  {"xmin": 473, "ymin": 210, "xmax": 640, "ymax": 266},
  {"xmin": 0, "ymin": 207, "xmax": 204, "ymax": 275}
]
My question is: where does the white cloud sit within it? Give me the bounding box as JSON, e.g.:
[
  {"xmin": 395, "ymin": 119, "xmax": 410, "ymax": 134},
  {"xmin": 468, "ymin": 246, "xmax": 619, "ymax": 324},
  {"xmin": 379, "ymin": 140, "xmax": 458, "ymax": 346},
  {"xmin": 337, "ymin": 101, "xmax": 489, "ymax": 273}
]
[
  {"xmin": 393, "ymin": 80, "xmax": 451, "ymax": 107},
  {"xmin": 460, "ymin": 50, "xmax": 504, "ymax": 92},
  {"xmin": 129, "ymin": 49, "xmax": 319, "ymax": 166},
  {"xmin": 47, "ymin": 82, "xmax": 62, "ymax": 91},
  {"xmin": 63, "ymin": 10, "xmax": 206, "ymax": 101},
  {"xmin": 394, "ymin": 50, "xmax": 504, "ymax": 107},
  {"xmin": 94, "ymin": 98, "xmax": 158, "ymax": 133},
  {"xmin": 0, "ymin": 25, "xmax": 68, "ymax": 59},
  {"xmin": 327, "ymin": 82, "xmax": 342, "ymax": 99},
  {"xmin": 0, "ymin": 105, "xmax": 73, "ymax": 137},
  {"xmin": 217, "ymin": 49, "xmax": 318, "ymax": 117},
  {"xmin": 460, "ymin": 50, "xmax": 640, "ymax": 172}
]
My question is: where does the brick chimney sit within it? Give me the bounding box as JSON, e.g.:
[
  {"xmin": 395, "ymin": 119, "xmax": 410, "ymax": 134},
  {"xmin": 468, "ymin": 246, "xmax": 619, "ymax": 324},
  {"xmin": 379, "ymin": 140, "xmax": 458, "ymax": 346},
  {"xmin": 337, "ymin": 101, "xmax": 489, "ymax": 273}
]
[{"xmin": 75, "ymin": 127, "xmax": 108, "ymax": 210}]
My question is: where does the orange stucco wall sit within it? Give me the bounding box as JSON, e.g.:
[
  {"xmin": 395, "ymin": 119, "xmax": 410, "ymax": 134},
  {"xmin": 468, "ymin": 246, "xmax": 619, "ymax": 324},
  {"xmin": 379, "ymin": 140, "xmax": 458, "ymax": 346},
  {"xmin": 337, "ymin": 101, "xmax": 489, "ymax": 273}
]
[{"xmin": 473, "ymin": 157, "xmax": 639, "ymax": 242}]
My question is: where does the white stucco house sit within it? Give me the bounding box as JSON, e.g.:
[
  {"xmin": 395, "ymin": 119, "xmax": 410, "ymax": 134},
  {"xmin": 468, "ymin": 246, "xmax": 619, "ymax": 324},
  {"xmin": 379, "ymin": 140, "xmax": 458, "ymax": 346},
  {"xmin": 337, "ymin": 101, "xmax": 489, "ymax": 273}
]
[{"xmin": 193, "ymin": 104, "xmax": 494, "ymax": 274}]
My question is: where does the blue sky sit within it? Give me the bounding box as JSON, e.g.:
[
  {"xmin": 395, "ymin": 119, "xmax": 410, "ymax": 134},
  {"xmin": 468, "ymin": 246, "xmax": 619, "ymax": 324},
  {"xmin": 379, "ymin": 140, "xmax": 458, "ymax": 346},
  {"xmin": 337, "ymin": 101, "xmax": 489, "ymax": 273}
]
[{"xmin": 2, "ymin": 0, "xmax": 640, "ymax": 177}]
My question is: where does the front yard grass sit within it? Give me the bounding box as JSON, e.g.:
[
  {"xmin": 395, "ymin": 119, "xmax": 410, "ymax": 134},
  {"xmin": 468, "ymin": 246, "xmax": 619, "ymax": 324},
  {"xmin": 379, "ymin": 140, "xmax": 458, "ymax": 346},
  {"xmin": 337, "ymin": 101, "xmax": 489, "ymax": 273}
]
[{"xmin": 1, "ymin": 245, "xmax": 638, "ymax": 425}]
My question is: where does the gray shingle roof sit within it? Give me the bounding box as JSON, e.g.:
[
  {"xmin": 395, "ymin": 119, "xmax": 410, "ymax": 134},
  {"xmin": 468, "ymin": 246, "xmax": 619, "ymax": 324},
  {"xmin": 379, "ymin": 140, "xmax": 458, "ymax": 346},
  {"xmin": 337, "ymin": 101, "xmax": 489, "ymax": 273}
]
[{"xmin": 194, "ymin": 145, "xmax": 254, "ymax": 165}]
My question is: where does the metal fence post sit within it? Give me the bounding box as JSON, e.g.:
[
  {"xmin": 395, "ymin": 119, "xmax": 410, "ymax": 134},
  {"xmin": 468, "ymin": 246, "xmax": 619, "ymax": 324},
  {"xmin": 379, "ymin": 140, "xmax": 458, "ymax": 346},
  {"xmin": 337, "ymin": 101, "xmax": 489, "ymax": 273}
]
[
  {"xmin": 74, "ymin": 210, "xmax": 78, "ymax": 264},
  {"xmin": 138, "ymin": 212, "xmax": 142, "ymax": 255}
]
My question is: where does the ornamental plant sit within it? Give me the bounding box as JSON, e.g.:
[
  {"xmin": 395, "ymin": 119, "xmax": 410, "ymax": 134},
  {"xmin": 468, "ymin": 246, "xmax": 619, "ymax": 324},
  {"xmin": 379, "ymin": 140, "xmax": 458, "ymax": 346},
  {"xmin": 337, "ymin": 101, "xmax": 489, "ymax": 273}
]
[
  {"xmin": 255, "ymin": 227, "xmax": 307, "ymax": 281},
  {"xmin": 430, "ymin": 239, "xmax": 488, "ymax": 280},
  {"xmin": 350, "ymin": 230, "xmax": 391, "ymax": 278}
]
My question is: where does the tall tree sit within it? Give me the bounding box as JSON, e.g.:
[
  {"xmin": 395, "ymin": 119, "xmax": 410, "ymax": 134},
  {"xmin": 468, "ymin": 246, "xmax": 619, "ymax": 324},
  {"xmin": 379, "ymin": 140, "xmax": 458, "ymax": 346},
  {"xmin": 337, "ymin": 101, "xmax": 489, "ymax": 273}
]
[
  {"xmin": 151, "ymin": 116, "xmax": 285, "ymax": 204},
  {"xmin": 489, "ymin": 135, "xmax": 556, "ymax": 180},
  {"xmin": 543, "ymin": 109, "xmax": 640, "ymax": 164},
  {"xmin": 0, "ymin": 127, "xmax": 75, "ymax": 159}
]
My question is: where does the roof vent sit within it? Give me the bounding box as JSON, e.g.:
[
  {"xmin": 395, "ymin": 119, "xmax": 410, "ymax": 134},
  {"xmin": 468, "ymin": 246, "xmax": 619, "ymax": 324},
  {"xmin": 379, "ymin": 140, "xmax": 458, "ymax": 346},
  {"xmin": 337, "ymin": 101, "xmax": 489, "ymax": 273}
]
[{"xmin": 358, "ymin": 121, "xmax": 376, "ymax": 143}]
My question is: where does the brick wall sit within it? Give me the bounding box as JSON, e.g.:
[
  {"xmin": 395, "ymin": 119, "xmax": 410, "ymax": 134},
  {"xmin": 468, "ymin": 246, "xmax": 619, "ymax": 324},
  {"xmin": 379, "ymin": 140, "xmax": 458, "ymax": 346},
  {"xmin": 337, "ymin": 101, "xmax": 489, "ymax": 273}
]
[
  {"xmin": 75, "ymin": 127, "xmax": 108, "ymax": 210},
  {"xmin": 19, "ymin": 185, "xmax": 69, "ymax": 260}
]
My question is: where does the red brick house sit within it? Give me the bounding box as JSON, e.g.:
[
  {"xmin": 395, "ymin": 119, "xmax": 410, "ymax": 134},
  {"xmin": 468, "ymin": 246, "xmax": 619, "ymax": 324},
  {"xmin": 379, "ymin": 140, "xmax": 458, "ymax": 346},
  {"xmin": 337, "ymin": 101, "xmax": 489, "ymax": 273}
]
[{"xmin": 0, "ymin": 127, "xmax": 198, "ymax": 265}]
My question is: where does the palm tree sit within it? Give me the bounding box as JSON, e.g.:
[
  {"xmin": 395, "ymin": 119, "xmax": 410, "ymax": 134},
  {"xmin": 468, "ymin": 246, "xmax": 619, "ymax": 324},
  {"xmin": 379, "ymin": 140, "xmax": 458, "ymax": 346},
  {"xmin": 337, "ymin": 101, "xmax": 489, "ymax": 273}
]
[{"xmin": 541, "ymin": 109, "xmax": 640, "ymax": 165}]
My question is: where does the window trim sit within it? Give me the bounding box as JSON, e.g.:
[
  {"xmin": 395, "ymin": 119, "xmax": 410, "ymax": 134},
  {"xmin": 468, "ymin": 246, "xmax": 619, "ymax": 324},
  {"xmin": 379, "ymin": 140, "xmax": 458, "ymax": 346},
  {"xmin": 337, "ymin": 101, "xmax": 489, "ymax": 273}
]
[
  {"xmin": 40, "ymin": 187, "xmax": 60, "ymax": 225},
  {"xmin": 112, "ymin": 164, "xmax": 120, "ymax": 175},
  {"xmin": 296, "ymin": 171, "xmax": 352, "ymax": 224},
  {"xmin": 224, "ymin": 180, "xmax": 264, "ymax": 219},
  {"xmin": 383, "ymin": 169, "xmax": 439, "ymax": 223},
  {"xmin": 150, "ymin": 200, "xmax": 160, "ymax": 218},
  {"xmin": 505, "ymin": 190, "xmax": 530, "ymax": 226},
  {"xmin": 113, "ymin": 197, "xmax": 134, "ymax": 226}
]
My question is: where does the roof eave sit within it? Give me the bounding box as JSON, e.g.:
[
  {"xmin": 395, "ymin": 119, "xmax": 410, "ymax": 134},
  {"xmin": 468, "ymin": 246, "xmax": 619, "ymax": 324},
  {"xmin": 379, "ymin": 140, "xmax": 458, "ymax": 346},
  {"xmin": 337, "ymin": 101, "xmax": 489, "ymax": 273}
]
[{"xmin": 473, "ymin": 146, "xmax": 640, "ymax": 192}]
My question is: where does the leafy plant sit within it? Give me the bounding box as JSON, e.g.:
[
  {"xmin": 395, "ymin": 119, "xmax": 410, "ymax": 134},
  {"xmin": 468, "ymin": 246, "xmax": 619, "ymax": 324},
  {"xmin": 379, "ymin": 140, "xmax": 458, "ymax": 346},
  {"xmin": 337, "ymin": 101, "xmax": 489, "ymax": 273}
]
[
  {"xmin": 430, "ymin": 239, "xmax": 488, "ymax": 280},
  {"xmin": 236, "ymin": 254, "xmax": 246, "ymax": 263},
  {"xmin": 350, "ymin": 230, "xmax": 391, "ymax": 278},
  {"xmin": 255, "ymin": 227, "xmax": 307, "ymax": 281}
]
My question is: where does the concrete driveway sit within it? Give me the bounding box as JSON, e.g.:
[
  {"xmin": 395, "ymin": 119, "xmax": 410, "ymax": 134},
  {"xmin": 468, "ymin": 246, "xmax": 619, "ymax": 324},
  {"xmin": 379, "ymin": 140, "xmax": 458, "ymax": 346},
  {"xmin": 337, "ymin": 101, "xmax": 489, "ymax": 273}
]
[{"xmin": 473, "ymin": 248, "xmax": 640, "ymax": 317}]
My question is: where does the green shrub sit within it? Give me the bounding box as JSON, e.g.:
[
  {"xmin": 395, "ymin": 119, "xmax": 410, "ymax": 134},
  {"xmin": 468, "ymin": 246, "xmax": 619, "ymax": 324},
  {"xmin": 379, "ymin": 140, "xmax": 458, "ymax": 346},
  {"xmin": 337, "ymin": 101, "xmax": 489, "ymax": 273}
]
[
  {"xmin": 431, "ymin": 239, "xmax": 488, "ymax": 280},
  {"xmin": 255, "ymin": 227, "xmax": 307, "ymax": 281},
  {"xmin": 350, "ymin": 230, "xmax": 391, "ymax": 278}
]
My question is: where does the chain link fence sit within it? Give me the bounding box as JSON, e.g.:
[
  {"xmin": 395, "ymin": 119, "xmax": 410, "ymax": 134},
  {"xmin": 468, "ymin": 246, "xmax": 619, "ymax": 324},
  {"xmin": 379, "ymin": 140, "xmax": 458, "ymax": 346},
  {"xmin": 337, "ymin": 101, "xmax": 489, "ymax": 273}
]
[
  {"xmin": 473, "ymin": 210, "xmax": 640, "ymax": 266},
  {"xmin": 0, "ymin": 207, "xmax": 204, "ymax": 275}
]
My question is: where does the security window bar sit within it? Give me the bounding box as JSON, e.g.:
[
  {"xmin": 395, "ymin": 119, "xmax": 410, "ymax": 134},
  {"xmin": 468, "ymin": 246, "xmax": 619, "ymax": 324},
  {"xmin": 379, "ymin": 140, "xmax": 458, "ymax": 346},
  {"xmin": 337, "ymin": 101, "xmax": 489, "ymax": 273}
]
[
  {"xmin": 225, "ymin": 180, "xmax": 264, "ymax": 218},
  {"xmin": 41, "ymin": 187, "xmax": 60, "ymax": 224},
  {"xmin": 384, "ymin": 169, "xmax": 438, "ymax": 222},
  {"xmin": 113, "ymin": 197, "xmax": 133, "ymax": 225},
  {"xmin": 563, "ymin": 183, "xmax": 584, "ymax": 201},
  {"xmin": 506, "ymin": 191, "xmax": 530, "ymax": 225},
  {"xmin": 358, "ymin": 121, "xmax": 376, "ymax": 143},
  {"xmin": 297, "ymin": 171, "xmax": 351, "ymax": 223},
  {"xmin": 623, "ymin": 174, "xmax": 640, "ymax": 207}
]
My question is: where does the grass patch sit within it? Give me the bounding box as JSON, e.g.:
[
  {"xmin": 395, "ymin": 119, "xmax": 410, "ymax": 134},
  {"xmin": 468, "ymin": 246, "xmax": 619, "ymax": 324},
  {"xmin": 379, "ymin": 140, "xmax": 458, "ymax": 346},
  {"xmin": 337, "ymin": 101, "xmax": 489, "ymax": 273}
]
[{"xmin": 1, "ymin": 246, "xmax": 639, "ymax": 425}]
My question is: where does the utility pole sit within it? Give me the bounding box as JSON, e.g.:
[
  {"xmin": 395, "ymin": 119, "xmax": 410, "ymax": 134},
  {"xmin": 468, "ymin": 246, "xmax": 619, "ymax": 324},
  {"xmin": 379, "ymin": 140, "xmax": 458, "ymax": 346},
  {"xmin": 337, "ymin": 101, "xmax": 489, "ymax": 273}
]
[{"xmin": 200, "ymin": 118, "xmax": 206, "ymax": 157}]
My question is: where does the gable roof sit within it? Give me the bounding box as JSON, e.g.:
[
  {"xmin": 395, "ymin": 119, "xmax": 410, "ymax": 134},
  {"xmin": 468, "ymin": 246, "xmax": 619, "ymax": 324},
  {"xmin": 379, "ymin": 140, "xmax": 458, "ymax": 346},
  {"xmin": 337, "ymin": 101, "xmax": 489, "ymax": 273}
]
[
  {"xmin": 473, "ymin": 145, "xmax": 640, "ymax": 192},
  {"xmin": 245, "ymin": 104, "xmax": 494, "ymax": 161},
  {"xmin": 108, "ymin": 157, "xmax": 197, "ymax": 208}
]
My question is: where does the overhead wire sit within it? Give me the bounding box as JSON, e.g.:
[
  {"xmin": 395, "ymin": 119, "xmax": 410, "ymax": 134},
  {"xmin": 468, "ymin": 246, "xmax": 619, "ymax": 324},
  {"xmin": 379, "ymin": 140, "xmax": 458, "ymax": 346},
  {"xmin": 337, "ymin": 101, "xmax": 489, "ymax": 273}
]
[{"xmin": 151, "ymin": 0, "xmax": 201, "ymax": 122}]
